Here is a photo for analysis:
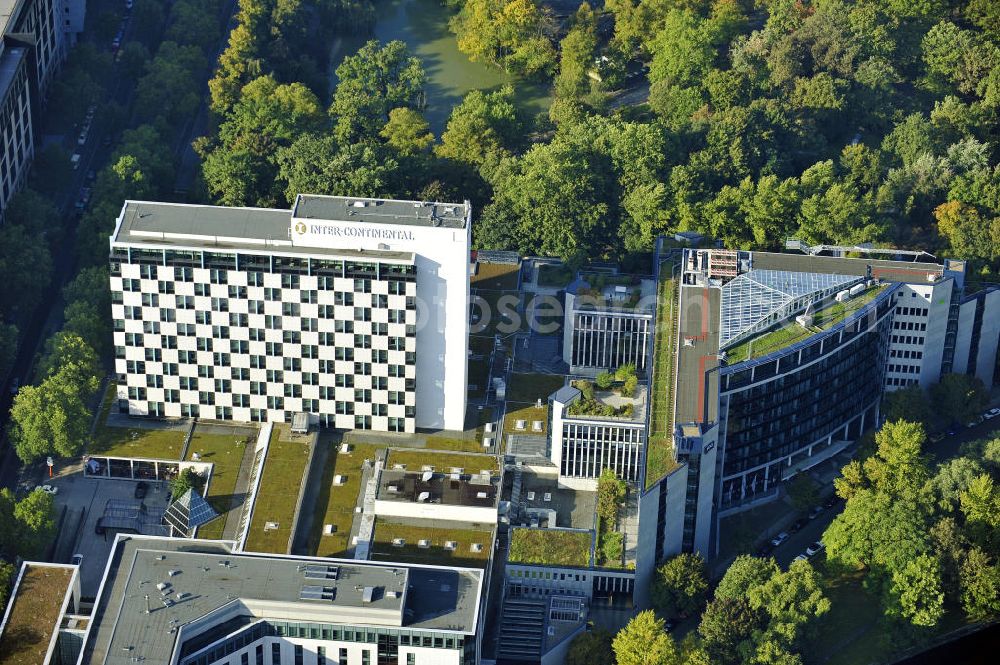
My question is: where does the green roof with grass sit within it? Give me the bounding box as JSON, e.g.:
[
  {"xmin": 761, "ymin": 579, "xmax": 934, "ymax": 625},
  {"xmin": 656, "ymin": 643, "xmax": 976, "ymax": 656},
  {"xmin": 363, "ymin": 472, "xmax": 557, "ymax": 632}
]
[
  {"xmin": 385, "ymin": 449, "xmax": 497, "ymax": 475},
  {"xmin": 724, "ymin": 285, "xmax": 888, "ymax": 364},
  {"xmin": 0, "ymin": 565, "xmax": 72, "ymax": 665},
  {"xmin": 190, "ymin": 429, "xmax": 255, "ymax": 540},
  {"xmin": 244, "ymin": 428, "xmax": 311, "ymax": 554},
  {"xmin": 508, "ymin": 528, "xmax": 592, "ymax": 567},
  {"xmin": 370, "ymin": 520, "xmax": 493, "ymax": 568},
  {"xmin": 308, "ymin": 440, "xmax": 382, "ymax": 558},
  {"xmin": 646, "ymin": 264, "xmax": 682, "ymax": 488}
]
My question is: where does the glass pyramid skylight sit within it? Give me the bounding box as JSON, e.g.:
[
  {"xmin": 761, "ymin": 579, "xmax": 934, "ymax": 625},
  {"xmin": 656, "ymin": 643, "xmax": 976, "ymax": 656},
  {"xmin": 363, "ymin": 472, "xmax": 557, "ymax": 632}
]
[{"xmin": 720, "ymin": 269, "xmax": 861, "ymax": 347}]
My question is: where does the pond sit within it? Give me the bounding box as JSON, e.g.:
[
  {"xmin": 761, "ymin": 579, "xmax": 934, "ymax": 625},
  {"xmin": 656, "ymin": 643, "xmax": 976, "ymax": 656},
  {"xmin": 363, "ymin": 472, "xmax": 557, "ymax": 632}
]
[{"xmin": 330, "ymin": 0, "xmax": 553, "ymax": 133}]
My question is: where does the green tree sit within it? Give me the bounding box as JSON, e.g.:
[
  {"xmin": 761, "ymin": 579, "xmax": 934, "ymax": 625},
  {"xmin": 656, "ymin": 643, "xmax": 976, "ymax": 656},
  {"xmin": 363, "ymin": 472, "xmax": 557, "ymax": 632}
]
[
  {"xmin": 596, "ymin": 468, "xmax": 626, "ymax": 528},
  {"xmin": 929, "ymin": 456, "xmax": 986, "ymax": 513},
  {"xmin": 699, "ymin": 596, "xmax": 762, "ymax": 665},
  {"xmin": 436, "ymin": 86, "xmax": 524, "ymax": 175},
  {"xmin": 200, "ymin": 75, "xmax": 325, "ymax": 207},
  {"xmin": 959, "ymin": 547, "xmax": 1000, "ymax": 620},
  {"xmin": 450, "ymin": 0, "xmax": 557, "ymax": 77},
  {"xmin": 0, "ymin": 559, "xmax": 14, "ymax": 610},
  {"xmin": 276, "ymin": 135, "xmax": 402, "ymax": 203},
  {"xmin": 882, "ymin": 385, "xmax": 933, "ymax": 429},
  {"xmin": 0, "ymin": 224, "xmax": 52, "ymax": 317},
  {"xmin": 612, "ymin": 610, "xmax": 678, "ymax": 665},
  {"xmin": 786, "ymin": 474, "xmax": 820, "ymax": 512},
  {"xmin": 5, "ymin": 188, "xmax": 62, "ymax": 238},
  {"xmin": 889, "ymin": 553, "xmax": 945, "ymax": 627},
  {"xmin": 135, "ymin": 41, "xmax": 207, "ymax": 126},
  {"xmin": 330, "ymin": 40, "xmax": 426, "ymax": 143},
  {"xmin": 0, "ymin": 319, "xmax": 16, "ymax": 379},
  {"xmin": 9, "ymin": 367, "xmax": 96, "ymax": 463},
  {"xmin": 930, "ymin": 373, "xmax": 988, "ymax": 425},
  {"xmin": 380, "ymin": 108, "xmax": 434, "ymax": 156},
  {"xmin": 652, "ymin": 553, "xmax": 709, "ymax": 619},
  {"xmin": 959, "ymin": 473, "xmax": 1000, "ymax": 548},
  {"xmin": 11, "ymin": 489, "xmax": 56, "ymax": 559},
  {"xmin": 714, "ymin": 555, "xmax": 780, "ymax": 601},
  {"xmin": 747, "ymin": 559, "xmax": 830, "ymax": 650},
  {"xmin": 554, "ymin": 4, "xmax": 598, "ymax": 101},
  {"xmin": 566, "ymin": 627, "xmax": 614, "ymax": 665},
  {"xmin": 933, "ymin": 201, "xmax": 1000, "ymax": 264},
  {"xmin": 39, "ymin": 332, "xmax": 100, "ymax": 386},
  {"xmin": 170, "ymin": 468, "xmax": 207, "ymax": 500}
]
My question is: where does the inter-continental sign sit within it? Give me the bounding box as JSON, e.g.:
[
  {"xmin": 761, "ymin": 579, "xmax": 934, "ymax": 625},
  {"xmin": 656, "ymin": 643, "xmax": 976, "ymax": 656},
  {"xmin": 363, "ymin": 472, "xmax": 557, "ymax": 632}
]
[{"xmin": 294, "ymin": 220, "xmax": 416, "ymax": 241}]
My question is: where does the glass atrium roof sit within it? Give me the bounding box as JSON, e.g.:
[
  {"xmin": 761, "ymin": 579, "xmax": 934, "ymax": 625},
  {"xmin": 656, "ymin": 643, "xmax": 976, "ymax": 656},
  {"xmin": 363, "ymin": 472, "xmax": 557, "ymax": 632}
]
[{"xmin": 720, "ymin": 269, "xmax": 860, "ymax": 346}]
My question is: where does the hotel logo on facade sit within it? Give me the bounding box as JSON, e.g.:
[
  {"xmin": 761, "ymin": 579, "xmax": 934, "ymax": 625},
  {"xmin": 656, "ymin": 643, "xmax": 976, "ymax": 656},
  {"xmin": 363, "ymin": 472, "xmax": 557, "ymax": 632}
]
[{"xmin": 294, "ymin": 221, "xmax": 416, "ymax": 241}]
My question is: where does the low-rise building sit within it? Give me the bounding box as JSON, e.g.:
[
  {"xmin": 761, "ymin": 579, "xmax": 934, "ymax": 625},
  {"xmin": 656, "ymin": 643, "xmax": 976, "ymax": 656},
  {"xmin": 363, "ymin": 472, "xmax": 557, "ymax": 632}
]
[{"xmin": 67, "ymin": 535, "xmax": 485, "ymax": 665}]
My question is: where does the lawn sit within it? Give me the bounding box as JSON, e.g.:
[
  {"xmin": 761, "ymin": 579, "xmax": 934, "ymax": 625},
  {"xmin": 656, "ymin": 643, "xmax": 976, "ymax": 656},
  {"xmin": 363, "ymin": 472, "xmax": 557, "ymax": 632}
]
[
  {"xmin": 308, "ymin": 441, "xmax": 383, "ymax": 558},
  {"xmin": 472, "ymin": 262, "xmax": 521, "ymax": 290},
  {"xmin": 0, "ymin": 565, "xmax": 72, "ymax": 665},
  {"xmin": 504, "ymin": 402, "xmax": 550, "ymax": 437},
  {"xmin": 370, "ymin": 519, "xmax": 494, "ymax": 568},
  {"xmin": 244, "ymin": 429, "xmax": 311, "ymax": 554},
  {"xmin": 508, "ymin": 528, "xmax": 592, "ymax": 567},
  {"xmin": 537, "ymin": 263, "xmax": 574, "ymax": 288},
  {"xmin": 189, "ymin": 430, "xmax": 254, "ymax": 540},
  {"xmin": 647, "ymin": 267, "xmax": 681, "ymax": 488},
  {"xmin": 386, "ymin": 449, "xmax": 497, "ymax": 474},
  {"xmin": 808, "ymin": 569, "xmax": 889, "ymax": 665},
  {"xmin": 89, "ymin": 425, "xmax": 186, "ymax": 460},
  {"xmin": 424, "ymin": 433, "xmax": 490, "ymax": 453},
  {"xmin": 506, "ymin": 372, "xmax": 566, "ymax": 403},
  {"xmin": 470, "ymin": 289, "xmax": 522, "ymax": 336}
]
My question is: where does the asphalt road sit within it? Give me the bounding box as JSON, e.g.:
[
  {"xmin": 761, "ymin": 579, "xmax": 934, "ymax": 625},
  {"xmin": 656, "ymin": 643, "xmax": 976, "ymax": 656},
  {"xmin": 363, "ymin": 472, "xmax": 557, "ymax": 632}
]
[{"xmin": 0, "ymin": 5, "xmax": 133, "ymax": 492}]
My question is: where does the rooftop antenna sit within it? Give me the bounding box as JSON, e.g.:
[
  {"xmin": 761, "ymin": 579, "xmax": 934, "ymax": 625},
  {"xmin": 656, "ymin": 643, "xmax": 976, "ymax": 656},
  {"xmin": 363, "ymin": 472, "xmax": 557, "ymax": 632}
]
[{"xmin": 144, "ymin": 594, "xmax": 151, "ymax": 614}]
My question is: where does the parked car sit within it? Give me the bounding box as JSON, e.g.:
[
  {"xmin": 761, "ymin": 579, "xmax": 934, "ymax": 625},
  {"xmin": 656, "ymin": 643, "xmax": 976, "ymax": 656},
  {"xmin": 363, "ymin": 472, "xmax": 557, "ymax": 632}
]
[
  {"xmin": 126, "ymin": 0, "xmax": 133, "ymax": 10},
  {"xmin": 966, "ymin": 415, "xmax": 984, "ymax": 428},
  {"xmin": 770, "ymin": 532, "xmax": 789, "ymax": 547},
  {"xmin": 134, "ymin": 481, "xmax": 148, "ymax": 499},
  {"xmin": 808, "ymin": 505, "xmax": 824, "ymax": 520},
  {"xmin": 34, "ymin": 484, "xmax": 58, "ymax": 495},
  {"xmin": 756, "ymin": 542, "xmax": 774, "ymax": 557},
  {"xmin": 793, "ymin": 553, "xmax": 808, "ymax": 562},
  {"xmin": 70, "ymin": 554, "xmax": 83, "ymax": 566},
  {"xmin": 789, "ymin": 517, "xmax": 808, "ymax": 533},
  {"xmin": 112, "ymin": 31, "xmax": 122, "ymax": 50},
  {"xmin": 70, "ymin": 153, "xmax": 81, "ymax": 169},
  {"xmin": 8, "ymin": 377, "xmax": 17, "ymax": 394},
  {"xmin": 984, "ymin": 408, "xmax": 1000, "ymax": 419},
  {"xmin": 806, "ymin": 541, "xmax": 825, "ymax": 557},
  {"xmin": 929, "ymin": 431, "xmax": 945, "ymax": 443},
  {"xmin": 822, "ymin": 494, "xmax": 840, "ymax": 509}
]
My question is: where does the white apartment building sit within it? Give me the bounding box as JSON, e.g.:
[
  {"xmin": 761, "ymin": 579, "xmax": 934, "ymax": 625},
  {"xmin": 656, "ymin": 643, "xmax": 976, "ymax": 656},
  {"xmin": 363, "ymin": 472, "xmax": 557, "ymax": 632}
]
[{"xmin": 109, "ymin": 195, "xmax": 470, "ymax": 432}]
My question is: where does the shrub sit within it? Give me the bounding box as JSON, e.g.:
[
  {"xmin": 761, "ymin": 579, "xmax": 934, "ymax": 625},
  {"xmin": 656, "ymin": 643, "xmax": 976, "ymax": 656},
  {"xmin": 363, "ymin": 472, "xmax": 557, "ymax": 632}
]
[{"xmin": 595, "ymin": 371, "xmax": 614, "ymax": 390}]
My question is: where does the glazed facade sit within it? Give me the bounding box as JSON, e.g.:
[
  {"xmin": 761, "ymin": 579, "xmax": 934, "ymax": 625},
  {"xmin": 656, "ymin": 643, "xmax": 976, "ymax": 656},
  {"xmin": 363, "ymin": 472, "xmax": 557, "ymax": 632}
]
[{"xmin": 716, "ymin": 285, "xmax": 896, "ymax": 507}]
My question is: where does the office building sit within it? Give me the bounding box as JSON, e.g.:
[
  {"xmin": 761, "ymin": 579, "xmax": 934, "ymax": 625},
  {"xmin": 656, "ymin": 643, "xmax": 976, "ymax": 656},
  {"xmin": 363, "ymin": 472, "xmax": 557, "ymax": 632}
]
[
  {"xmin": 0, "ymin": 0, "xmax": 86, "ymax": 215},
  {"xmin": 3, "ymin": 536, "xmax": 483, "ymax": 665},
  {"xmin": 548, "ymin": 383, "xmax": 647, "ymax": 486},
  {"xmin": 634, "ymin": 244, "xmax": 1000, "ymax": 607},
  {"xmin": 561, "ymin": 277, "xmax": 654, "ymax": 376},
  {"xmin": 109, "ymin": 195, "xmax": 471, "ymax": 432}
]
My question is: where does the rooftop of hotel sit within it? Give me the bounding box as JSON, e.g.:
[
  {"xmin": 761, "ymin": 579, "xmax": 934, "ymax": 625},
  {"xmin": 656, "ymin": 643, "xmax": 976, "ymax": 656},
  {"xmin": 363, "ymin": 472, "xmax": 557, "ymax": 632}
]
[
  {"xmin": 376, "ymin": 469, "xmax": 499, "ymax": 507},
  {"xmin": 82, "ymin": 537, "xmax": 482, "ymax": 665},
  {"xmin": 109, "ymin": 199, "xmax": 443, "ymax": 262},
  {"xmin": 292, "ymin": 195, "xmax": 469, "ymax": 229},
  {"xmin": 0, "ymin": 564, "xmax": 75, "ymax": 665}
]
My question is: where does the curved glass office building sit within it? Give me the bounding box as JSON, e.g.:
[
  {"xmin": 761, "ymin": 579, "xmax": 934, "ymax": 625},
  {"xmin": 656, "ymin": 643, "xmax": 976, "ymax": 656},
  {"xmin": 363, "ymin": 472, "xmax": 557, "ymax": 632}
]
[{"xmin": 717, "ymin": 286, "xmax": 896, "ymax": 507}]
